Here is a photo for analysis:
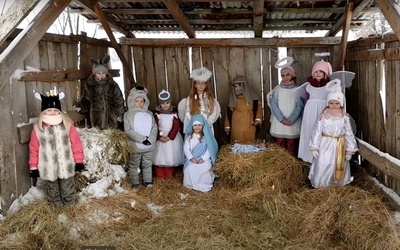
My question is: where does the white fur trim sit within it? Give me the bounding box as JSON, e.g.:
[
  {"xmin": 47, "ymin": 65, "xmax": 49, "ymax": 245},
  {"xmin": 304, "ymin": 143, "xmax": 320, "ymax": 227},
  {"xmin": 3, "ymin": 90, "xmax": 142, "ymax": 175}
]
[{"xmin": 191, "ymin": 67, "xmax": 212, "ymax": 82}]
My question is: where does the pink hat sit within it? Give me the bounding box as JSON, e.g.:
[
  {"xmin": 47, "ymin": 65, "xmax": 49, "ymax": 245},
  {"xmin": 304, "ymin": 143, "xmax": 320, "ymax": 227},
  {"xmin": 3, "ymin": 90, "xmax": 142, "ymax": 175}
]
[
  {"xmin": 281, "ymin": 67, "xmax": 295, "ymax": 77},
  {"xmin": 312, "ymin": 60, "xmax": 332, "ymax": 76}
]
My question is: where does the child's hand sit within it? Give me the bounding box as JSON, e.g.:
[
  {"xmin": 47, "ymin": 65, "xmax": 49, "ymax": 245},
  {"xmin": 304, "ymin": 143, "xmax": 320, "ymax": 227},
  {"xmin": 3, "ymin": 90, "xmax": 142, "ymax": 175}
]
[
  {"xmin": 198, "ymin": 159, "xmax": 204, "ymax": 164},
  {"xmin": 253, "ymin": 120, "xmax": 262, "ymax": 126},
  {"xmin": 311, "ymin": 150, "xmax": 319, "ymax": 158},
  {"xmin": 190, "ymin": 158, "xmax": 197, "ymax": 163},
  {"xmin": 281, "ymin": 118, "xmax": 292, "ymax": 126}
]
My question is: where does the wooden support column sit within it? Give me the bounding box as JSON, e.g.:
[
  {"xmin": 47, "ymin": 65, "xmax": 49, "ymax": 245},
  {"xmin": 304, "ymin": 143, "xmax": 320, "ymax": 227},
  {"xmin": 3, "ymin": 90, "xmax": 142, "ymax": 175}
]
[
  {"xmin": 162, "ymin": 0, "xmax": 195, "ymax": 38},
  {"xmin": 253, "ymin": 0, "xmax": 264, "ymax": 38},
  {"xmin": 374, "ymin": 0, "xmax": 400, "ymax": 41},
  {"xmin": 336, "ymin": 2, "xmax": 353, "ymax": 71},
  {"xmin": 92, "ymin": 1, "xmax": 136, "ymax": 87},
  {"xmin": 0, "ymin": 0, "xmax": 40, "ymax": 47}
]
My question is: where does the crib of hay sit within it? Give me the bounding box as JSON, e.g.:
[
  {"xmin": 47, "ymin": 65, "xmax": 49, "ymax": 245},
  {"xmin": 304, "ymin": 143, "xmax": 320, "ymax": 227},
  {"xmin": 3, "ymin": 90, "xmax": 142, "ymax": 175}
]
[{"xmin": 0, "ymin": 142, "xmax": 399, "ymax": 249}]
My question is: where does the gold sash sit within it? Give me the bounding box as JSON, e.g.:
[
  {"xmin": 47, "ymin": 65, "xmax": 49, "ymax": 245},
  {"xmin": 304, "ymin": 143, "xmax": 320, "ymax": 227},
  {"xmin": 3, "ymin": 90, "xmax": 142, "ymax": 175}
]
[{"xmin": 322, "ymin": 134, "xmax": 345, "ymax": 180}]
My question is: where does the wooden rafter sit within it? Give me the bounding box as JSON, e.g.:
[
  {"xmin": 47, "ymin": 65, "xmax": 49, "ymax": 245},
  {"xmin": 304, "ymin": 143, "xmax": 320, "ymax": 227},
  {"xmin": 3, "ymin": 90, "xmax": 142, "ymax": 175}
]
[
  {"xmin": 162, "ymin": 0, "xmax": 195, "ymax": 38},
  {"xmin": 326, "ymin": 0, "xmax": 373, "ymax": 37},
  {"xmin": 0, "ymin": 0, "xmax": 71, "ymax": 93},
  {"xmin": 374, "ymin": 0, "xmax": 400, "ymax": 41},
  {"xmin": 72, "ymin": 0, "xmax": 134, "ymax": 37},
  {"xmin": 92, "ymin": 1, "xmax": 136, "ymax": 86},
  {"xmin": 253, "ymin": 0, "xmax": 264, "ymax": 37},
  {"xmin": 337, "ymin": 2, "xmax": 354, "ymax": 70},
  {"xmin": 0, "ymin": 0, "xmax": 40, "ymax": 47}
]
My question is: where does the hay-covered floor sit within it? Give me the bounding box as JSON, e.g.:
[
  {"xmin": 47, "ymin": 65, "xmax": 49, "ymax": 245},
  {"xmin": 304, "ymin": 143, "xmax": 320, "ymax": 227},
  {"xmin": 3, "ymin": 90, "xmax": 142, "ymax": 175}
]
[{"xmin": 1, "ymin": 144, "xmax": 400, "ymax": 250}]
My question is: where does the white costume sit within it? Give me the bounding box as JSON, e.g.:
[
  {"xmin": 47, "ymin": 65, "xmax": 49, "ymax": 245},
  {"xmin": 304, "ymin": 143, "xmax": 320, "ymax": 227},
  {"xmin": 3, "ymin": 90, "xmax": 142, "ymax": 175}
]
[
  {"xmin": 308, "ymin": 113, "xmax": 358, "ymax": 188},
  {"xmin": 152, "ymin": 112, "xmax": 184, "ymax": 166},
  {"xmin": 298, "ymin": 84, "xmax": 330, "ymax": 163},
  {"xmin": 178, "ymin": 94, "xmax": 221, "ymax": 133},
  {"xmin": 183, "ymin": 133, "xmax": 215, "ymax": 192}
]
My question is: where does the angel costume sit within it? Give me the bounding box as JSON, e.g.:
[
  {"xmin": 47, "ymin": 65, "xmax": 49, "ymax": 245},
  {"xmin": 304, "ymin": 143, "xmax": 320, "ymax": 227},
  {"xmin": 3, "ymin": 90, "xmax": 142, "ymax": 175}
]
[
  {"xmin": 308, "ymin": 110, "xmax": 358, "ymax": 188},
  {"xmin": 183, "ymin": 114, "xmax": 218, "ymax": 192},
  {"xmin": 298, "ymin": 83, "xmax": 330, "ymax": 163}
]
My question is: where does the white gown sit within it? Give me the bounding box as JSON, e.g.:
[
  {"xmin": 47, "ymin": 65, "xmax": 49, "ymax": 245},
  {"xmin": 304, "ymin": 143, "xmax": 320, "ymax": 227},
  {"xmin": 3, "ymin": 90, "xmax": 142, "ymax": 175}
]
[
  {"xmin": 183, "ymin": 133, "xmax": 215, "ymax": 192},
  {"xmin": 152, "ymin": 113, "xmax": 184, "ymax": 166},
  {"xmin": 308, "ymin": 114, "xmax": 358, "ymax": 188},
  {"xmin": 298, "ymin": 84, "xmax": 330, "ymax": 163}
]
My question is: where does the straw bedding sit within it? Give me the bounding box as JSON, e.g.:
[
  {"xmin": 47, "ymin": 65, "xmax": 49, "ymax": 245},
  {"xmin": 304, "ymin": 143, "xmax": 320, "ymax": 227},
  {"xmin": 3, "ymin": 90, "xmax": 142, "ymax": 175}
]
[{"xmin": 0, "ymin": 142, "xmax": 399, "ymax": 249}]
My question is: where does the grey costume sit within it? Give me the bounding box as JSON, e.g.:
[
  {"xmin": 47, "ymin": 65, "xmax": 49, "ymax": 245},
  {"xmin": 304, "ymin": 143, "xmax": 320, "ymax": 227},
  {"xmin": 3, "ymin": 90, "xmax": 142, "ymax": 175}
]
[{"xmin": 124, "ymin": 87, "xmax": 158, "ymax": 185}]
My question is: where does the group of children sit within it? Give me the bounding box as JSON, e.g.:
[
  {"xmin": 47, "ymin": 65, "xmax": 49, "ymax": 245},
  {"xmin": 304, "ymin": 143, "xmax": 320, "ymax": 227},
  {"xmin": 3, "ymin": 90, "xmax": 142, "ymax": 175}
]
[
  {"xmin": 29, "ymin": 55, "xmax": 358, "ymax": 208},
  {"xmin": 267, "ymin": 57, "xmax": 358, "ymax": 189}
]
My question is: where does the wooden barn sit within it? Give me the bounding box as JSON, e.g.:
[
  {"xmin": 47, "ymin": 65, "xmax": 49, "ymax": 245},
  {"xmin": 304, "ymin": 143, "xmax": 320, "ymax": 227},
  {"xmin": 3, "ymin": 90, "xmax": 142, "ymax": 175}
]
[{"xmin": 0, "ymin": 0, "xmax": 400, "ymax": 214}]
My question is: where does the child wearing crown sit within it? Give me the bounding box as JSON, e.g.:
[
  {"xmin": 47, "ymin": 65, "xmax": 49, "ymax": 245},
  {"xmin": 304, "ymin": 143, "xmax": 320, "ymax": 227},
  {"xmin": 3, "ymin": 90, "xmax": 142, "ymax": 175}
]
[{"xmin": 29, "ymin": 89, "xmax": 85, "ymax": 207}]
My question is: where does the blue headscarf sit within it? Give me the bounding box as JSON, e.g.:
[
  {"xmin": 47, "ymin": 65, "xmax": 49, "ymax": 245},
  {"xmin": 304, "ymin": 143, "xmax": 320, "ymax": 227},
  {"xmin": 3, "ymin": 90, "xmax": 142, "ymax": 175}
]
[{"xmin": 184, "ymin": 114, "xmax": 218, "ymax": 165}]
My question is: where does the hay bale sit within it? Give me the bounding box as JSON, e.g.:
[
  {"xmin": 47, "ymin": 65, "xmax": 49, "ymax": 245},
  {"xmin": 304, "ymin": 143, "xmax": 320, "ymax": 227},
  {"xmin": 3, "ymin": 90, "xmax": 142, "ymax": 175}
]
[
  {"xmin": 260, "ymin": 185, "xmax": 400, "ymax": 249},
  {"xmin": 214, "ymin": 144, "xmax": 305, "ymax": 196}
]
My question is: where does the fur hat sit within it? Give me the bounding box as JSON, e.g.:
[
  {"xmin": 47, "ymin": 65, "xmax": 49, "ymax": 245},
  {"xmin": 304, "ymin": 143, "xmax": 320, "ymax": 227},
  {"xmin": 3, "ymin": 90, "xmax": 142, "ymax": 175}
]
[
  {"xmin": 326, "ymin": 79, "xmax": 344, "ymax": 106},
  {"xmin": 312, "ymin": 60, "xmax": 332, "ymax": 76},
  {"xmin": 191, "ymin": 67, "xmax": 212, "ymax": 82},
  {"xmin": 91, "ymin": 55, "xmax": 110, "ymax": 75},
  {"xmin": 35, "ymin": 89, "xmax": 65, "ymax": 111},
  {"xmin": 281, "ymin": 67, "xmax": 295, "ymax": 77},
  {"xmin": 158, "ymin": 89, "xmax": 171, "ymax": 104}
]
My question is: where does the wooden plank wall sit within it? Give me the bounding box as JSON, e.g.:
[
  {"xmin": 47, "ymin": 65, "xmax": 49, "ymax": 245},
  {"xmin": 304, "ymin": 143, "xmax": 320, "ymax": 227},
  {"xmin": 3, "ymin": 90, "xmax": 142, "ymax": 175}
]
[
  {"xmin": 0, "ymin": 33, "xmax": 110, "ymax": 212},
  {"xmin": 346, "ymin": 39, "xmax": 400, "ymax": 195}
]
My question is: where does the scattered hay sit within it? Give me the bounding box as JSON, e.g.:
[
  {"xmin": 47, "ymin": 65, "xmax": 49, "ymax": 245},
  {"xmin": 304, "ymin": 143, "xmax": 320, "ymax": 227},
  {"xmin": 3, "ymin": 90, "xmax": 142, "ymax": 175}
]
[{"xmin": 214, "ymin": 143, "xmax": 306, "ymax": 204}]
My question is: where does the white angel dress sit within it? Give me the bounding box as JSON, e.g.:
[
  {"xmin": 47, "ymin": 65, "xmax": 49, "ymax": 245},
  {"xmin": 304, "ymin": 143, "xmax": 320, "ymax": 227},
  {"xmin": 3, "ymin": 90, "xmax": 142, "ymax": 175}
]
[
  {"xmin": 308, "ymin": 113, "xmax": 358, "ymax": 188},
  {"xmin": 298, "ymin": 84, "xmax": 330, "ymax": 163}
]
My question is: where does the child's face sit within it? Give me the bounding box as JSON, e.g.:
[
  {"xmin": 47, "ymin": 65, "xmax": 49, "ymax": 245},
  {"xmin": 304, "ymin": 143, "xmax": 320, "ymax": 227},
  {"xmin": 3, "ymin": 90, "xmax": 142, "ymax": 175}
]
[
  {"xmin": 328, "ymin": 100, "xmax": 341, "ymax": 109},
  {"xmin": 160, "ymin": 102, "xmax": 171, "ymax": 111},
  {"xmin": 281, "ymin": 72, "xmax": 293, "ymax": 85},
  {"xmin": 313, "ymin": 70, "xmax": 326, "ymax": 81},
  {"xmin": 44, "ymin": 108, "xmax": 61, "ymax": 116},
  {"xmin": 193, "ymin": 124, "xmax": 203, "ymax": 133},
  {"xmin": 135, "ymin": 97, "xmax": 145, "ymax": 109},
  {"xmin": 233, "ymin": 83, "xmax": 243, "ymax": 91},
  {"xmin": 194, "ymin": 81, "xmax": 207, "ymax": 93},
  {"xmin": 95, "ymin": 71, "xmax": 107, "ymax": 80}
]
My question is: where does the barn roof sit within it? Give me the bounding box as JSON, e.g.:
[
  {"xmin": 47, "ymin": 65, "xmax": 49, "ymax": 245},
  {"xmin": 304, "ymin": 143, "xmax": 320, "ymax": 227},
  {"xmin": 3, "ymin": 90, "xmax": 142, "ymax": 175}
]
[{"xmin": 68, "ymin": 0, "xmax": 381, "ymax": 38}]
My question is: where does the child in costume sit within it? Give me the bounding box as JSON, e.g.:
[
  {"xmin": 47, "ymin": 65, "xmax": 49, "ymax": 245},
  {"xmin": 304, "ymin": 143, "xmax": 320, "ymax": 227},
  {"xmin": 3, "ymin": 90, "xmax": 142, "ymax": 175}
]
[
  {"xmin": 183, "ymin": 114, "xmax": 218, "ymax": 192},
  {"xmin": 298, "ymin": 55, "xmax": 333, "ymax": 163},
  {"xmin": 224, "ymin": 75, "xmax": 262, "ymax": 143},
  {"xmin": 178, "ymin": 67, "xmax": 221, "ymax": 133},
  {"xmin": 29, "ymin": 89, "xmax": 85, "ymax": 207},
  {"xmin": 268, "ymin": 66, "xmax": 304, "ymax": 156},
  {"xmin": 74, "ymin": 55, "xmax": 125, "ymax": 130},
  {"xmin": 124, "ymin": 85, "xmax": 158, "ymax": 187},
  {"xmin": 308, "ymin": 79, "xmax": 358, "ymax": 188},
  {"xmin": 152, "ymin": 90, "xmax": 184, "ymax": 179}
]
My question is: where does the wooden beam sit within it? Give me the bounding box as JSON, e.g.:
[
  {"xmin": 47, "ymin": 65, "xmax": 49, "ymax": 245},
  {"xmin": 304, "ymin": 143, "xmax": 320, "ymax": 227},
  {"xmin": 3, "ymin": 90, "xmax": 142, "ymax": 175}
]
[
  {"xmin": 253, "ymin": 0, "xmax": 264, "ymax": 37},
  {"xmin": 92, "ymin": 1, "xmax": 136, "ymax": 87},
  {"xmin": 326, "ymin": 0, "xmax": 373, "ymax": 37},
  {"xmin": 374, "ymin": 0, "xmax": 400, "ymax": 41},
  {"xmin": 336, "ymin": 2, "xmax": 353, "ymax": 71},
  {"xmin": 162, "ymin": 0, "xmax": 195, "ymax": 38},
  {"xmin": 0, "ymin": 0, "xmax": 71, "ymax": 94},
  {"xmin": 72, "ymin": 0, "xmax": 134, "ymax": 38},
  {"xmin": 345, "ymin": 47, "xmax": 400, "ymax": 61},
  {"xmin": 100, "ymin": 0, "xmax": 336, "ymax": 2},
  {"xmin": 0, "ymin": 0, "xmax": 40, "ymax": 47},
  {"xmin": 358, "ymin": 140, "xmax": 400, "ymax": 182},
  {"xmin": 19, "ymin": 69, "xmax": 120, "ymax": 82},
  {"xmin": 120, "ymin": 37, "xmax": 341, "ymax": 47}
]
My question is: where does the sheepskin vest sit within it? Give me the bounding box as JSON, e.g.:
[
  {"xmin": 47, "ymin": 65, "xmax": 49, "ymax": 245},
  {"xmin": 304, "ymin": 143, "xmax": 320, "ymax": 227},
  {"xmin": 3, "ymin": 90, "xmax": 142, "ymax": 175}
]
[{"xmin": 34, "ymin": 123, "xmax": 75, "ymax": 181}]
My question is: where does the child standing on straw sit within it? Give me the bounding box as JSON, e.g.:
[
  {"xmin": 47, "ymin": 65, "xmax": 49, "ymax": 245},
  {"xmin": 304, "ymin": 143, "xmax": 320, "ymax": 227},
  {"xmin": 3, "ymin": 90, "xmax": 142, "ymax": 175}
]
[
  {"xmin": 124, "ymin": 85, "xmax": 158, "ymax": 188},
  {"xmin": 308, "ymin": 79, "xmax": 358, "ymax": 188},
  {"xmin": 152, "ymin": 90, "xmax": 184, "ymax": 179},
  {"xmin": 298, "ymin": 55, "xmax": 333, "ymax": 163},
  {"xmin": 29, "ymin": 90, "xmax": 85, "ymax": 207},
  {"xmin": 267, "ymin": 66, "xmax": 304, "ymax": 156},
  {"xmin": 183, "ymin": 114, "xmax": 218, "ymax": 192}
]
